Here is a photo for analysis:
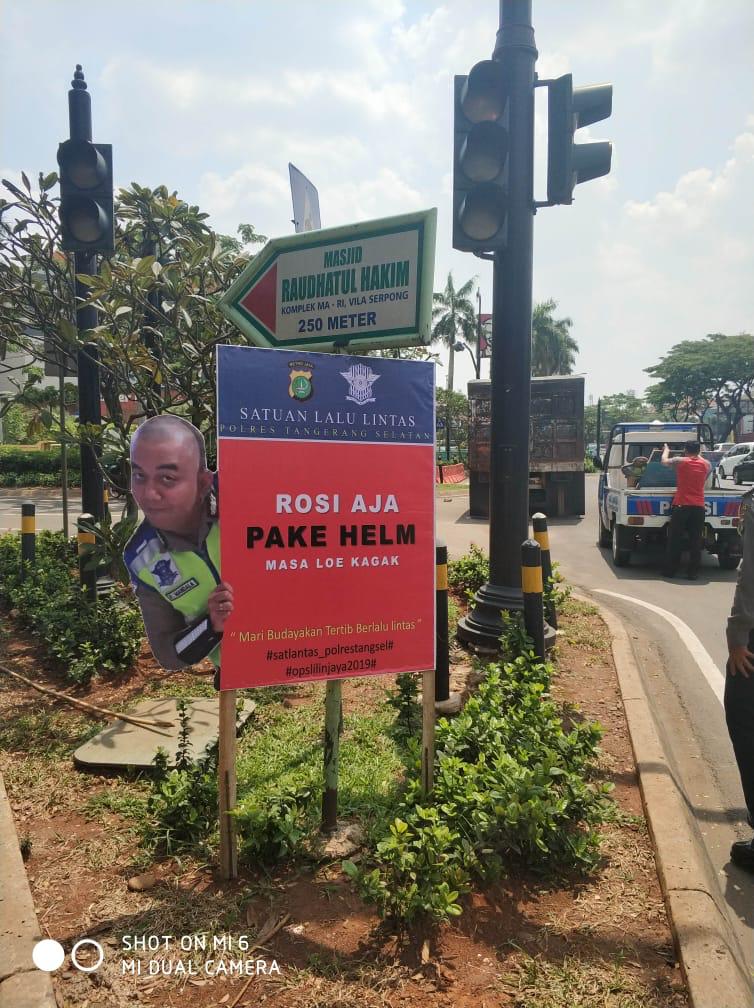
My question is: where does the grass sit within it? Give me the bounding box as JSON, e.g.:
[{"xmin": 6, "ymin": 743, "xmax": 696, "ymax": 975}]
[
  {"xmin": 235, "ymin": 681, "xmax": 408, "ymax": 844},
  {"xmin": 500, "ymin": 950, "xmax": 679, "ymax": 1007}
]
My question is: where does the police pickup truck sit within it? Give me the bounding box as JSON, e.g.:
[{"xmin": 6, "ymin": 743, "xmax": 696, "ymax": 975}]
[{"xmin": 597, "ymin": 422, "xmax": 743, "ymax": 569}]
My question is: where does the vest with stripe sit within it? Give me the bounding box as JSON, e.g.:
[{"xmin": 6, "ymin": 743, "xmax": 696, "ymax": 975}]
[{"xmin": 124, "ymin": 519, "xmax": 222, "ymax": 667}]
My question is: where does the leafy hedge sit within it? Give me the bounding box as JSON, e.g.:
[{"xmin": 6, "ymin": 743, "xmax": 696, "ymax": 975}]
[
  {"xmin": 0, "ymin": 447, "xmax": 81, "ymax": 487},
  {"xmin": 344, "ymin": 617, "xmax": 611, "ymax": 926},
  {"xmin": 0, "ymin": 530, "xmax": 142, "ymax": 683}
]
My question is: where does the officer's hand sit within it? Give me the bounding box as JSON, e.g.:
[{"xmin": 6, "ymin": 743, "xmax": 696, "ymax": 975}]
[
  {"xmin": 729, "ymin": 644, "xmax": 754, "ymax": 678},
  {"xmin": 208, "ymin": 582, "xmax": 234, "ymax": 633}
]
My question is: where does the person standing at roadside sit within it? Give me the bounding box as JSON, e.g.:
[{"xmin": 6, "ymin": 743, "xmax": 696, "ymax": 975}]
[
  {"xmin": 661, "ymin": 441, "xmax": 711, "ymax": 579},
  {"xmin": 725, "ymin": 486, "xmax": 754, "ymax": 869}
]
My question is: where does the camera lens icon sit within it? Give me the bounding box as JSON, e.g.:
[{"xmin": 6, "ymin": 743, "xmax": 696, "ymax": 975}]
[{"xmin": 71, "ymin": 938, "xmax": 105, "ymax": 972}]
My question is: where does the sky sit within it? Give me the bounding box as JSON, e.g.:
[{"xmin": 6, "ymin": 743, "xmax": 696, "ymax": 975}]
[{"xmin": 2, "ymin": 0, "xmax": 752, "ymax": 402}]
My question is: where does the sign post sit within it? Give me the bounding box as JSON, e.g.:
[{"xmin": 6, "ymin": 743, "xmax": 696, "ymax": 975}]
[{"xmin": 219, "ymin": 209, "xmax": 436, "ymax": 354}]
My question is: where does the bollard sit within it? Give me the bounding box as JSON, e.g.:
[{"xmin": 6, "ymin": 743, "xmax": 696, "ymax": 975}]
[
  {"xmin": 435, "ymin": 541, "xmax": 450, "ymax": 702},
  {"xmin": 20, "ymin": 502, "xmax": 36, "ymax": 578},
  {"xmin": 77, "ymin": 513, "xmax": 97, "ymax": 601},
  {"xmin": 532, "ymin": 512, "xmax": 557, "ymax": 630},
  {"xmin": 521, "ymin": 539, "xmax": 546, "ymax": 661}
]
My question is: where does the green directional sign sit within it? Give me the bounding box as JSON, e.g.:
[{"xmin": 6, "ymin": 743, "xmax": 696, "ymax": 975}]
[{"xmin": 219, "ymin": 208, "xmax": 437, "ymax": 352}]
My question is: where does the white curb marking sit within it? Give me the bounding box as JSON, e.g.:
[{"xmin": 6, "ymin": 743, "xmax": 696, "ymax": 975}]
[{"xmin": 594, "ymin": 589, "xmax": 724, "ymax": 707}]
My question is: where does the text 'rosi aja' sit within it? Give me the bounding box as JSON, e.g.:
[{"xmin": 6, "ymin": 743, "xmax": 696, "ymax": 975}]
[{"xmin": 246, "ymin": 525, "xmax": 416, "ymax": 549}]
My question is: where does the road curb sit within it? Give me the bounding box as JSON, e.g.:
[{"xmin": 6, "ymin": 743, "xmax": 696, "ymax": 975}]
[
  {"xmin": 0, "ymin": 772, "xmax": 56, "ymax": 1007},
  {"xmin": 576, "ymin": 589, "xmax": 752, "ymax": 1008}
]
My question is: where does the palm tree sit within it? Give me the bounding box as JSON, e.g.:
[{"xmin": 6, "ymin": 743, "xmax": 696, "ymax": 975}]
[
  {"xmin": 431, "ymin": 273, "xmax": 477, "ymax": 392},
  {"xmin": 531, "ymin": 299, "xmax": 578, "ymax": 376}
]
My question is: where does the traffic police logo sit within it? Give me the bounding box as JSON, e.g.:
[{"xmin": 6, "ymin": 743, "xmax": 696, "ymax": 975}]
[
  {"xmin": 288, "ymin": 361, "xmax": 314, "ymax": 401},
  {"xmin": 341, "ymin": 363, "xmax": 381, "ymax": 406},
  {"xmin": 151, "ymin": 557, "xmax": 180, "ymax": 587}
]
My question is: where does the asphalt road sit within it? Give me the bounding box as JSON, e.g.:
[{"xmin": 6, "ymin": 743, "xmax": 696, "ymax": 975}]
[
  {"xmin": 436, "ymin": 473, "xmax": 752, "ymax": 969},
  {"xmin": 2, "ymin": 477, "xmax": 752, "ymax": 964}
]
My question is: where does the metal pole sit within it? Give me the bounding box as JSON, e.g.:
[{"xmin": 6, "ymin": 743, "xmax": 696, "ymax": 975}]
[
  {"xmin": 458, "ymin": 0, "xmax": 537, "ymax": 651},
  {"xmin": 435, "ymin": 542, "xmax": 450, "ymax": 702},
  {"xmin": 68, "ymin": 67, "xmax": 104, "ymax": 531},
  {"xmin": 521, "ymin": 538, "xmax": 545, "ymax": 660},
  {"xmin": 20, "ymin": 502, "xmax": 35, "ymax": 577},
  {"xmin": 218, "ymin": 688, "xmax": 238, "ymax": 879},
  {"xmin": 58, "ymin": 370, "xmax": 69, "ymax": 539},
  {"xmin": 596, "ymin": 398, "xmax": 602, "ymax": 459},
  {"xmin": 77, "ymin": 513, "xmax": 96, "ymax": 599},
  {"xmin": 532, "ymin": 511, "xmax": 557, "ymax": 629},
  {"xmin": 476, "ymin": 289, "xmax": 482, "ymax": 379},
  {"xmin": 321, "ymin": 679, "xmax": 341, "ymax": 833}
]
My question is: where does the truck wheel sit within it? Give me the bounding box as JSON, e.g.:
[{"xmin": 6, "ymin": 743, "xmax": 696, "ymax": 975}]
[
  {"xmin": 611, "ymin": 523, "xmax": 631, "ymax": 567},
  {"xmin": 718, "ymin": 542, "xmax": 741, "ymax": 570},
  {"xmin": 598, "ymin": 510, "xmax": 611, "ymax": 547}
]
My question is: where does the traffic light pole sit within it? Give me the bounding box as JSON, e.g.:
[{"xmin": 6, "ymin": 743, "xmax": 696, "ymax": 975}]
[
  {"xmin": 67, "ymin": 67, "xmax": 104, "ymax": 598},
  {"xmin": 458, "ymin": 0, "xmax": 537, "ymax": 649}
]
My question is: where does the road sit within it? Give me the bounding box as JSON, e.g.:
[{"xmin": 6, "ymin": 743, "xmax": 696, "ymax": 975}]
[
  {"xmin": 2, "ymin": 478, "xmax": 752, "ymax": 966},
  {"xmin": 436, "ymin": 473, "xmax": 752, "ymax": 971}
]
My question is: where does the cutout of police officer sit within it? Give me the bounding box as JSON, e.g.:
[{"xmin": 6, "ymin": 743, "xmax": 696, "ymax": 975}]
[{"xmin": 123, "ymin": 415, "xmax": 233, "ymax": 676}]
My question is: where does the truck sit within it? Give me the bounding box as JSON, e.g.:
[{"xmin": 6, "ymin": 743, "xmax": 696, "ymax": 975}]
[
  {"xmin": 597, "ymin": 421, "xmax": 744, "ymax": 569},
  {"xmin": 468, "ymin": 375, "xmax": 585, "ymax": 518}
]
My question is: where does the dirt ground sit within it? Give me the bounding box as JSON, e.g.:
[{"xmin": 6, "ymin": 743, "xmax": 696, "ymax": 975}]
[{"xmin": 0, "ymin": 599, "xmax": 689, "ymax": 1008}]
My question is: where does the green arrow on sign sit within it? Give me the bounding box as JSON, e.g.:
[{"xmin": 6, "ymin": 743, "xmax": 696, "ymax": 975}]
[{"xmin": 219, "ymin": 208, "xmax": 437, "ymax": 352}]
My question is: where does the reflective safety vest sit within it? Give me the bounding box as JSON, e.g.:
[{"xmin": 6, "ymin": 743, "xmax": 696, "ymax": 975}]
[{"xmin": 124, "ymin": 520, "xmax": 222, "ymax": 666}]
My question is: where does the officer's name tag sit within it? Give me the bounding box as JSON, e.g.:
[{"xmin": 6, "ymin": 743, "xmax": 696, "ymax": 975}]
[{"xmin": 166, "ymin": 578, "xmax": 199, "ymax": 601}]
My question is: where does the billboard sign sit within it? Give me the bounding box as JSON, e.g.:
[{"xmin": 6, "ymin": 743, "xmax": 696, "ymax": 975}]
[{"xmin": 216, "ymin": 344, "xmax": 436, "ymax": 689}]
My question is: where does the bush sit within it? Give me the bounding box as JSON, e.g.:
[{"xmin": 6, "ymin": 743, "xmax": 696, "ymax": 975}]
[
  {"xmin": 0, "ymin": 446, "xmax": 81, "ymax": 487},
  {"xmin": 448, "ymin": 543, "xmax": 489, "ymax": 595},
  {"xmin": 143, "ymin": 700, "xmax": 219, "ymax": 856},
  {"xmin": 346, "ymin": 616, "xmax": 611, "ymax": 928},
  {"xmin": 0, "ymin": 530, "xmax": 142, "ymax": 683}
]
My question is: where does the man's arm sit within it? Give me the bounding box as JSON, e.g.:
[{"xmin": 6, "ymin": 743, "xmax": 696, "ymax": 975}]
[
  {"xmin": 661, "ymin": 443, "xmax": 681, "ymax": 468},
  {"xmin": 727, "ymin": 501, "xmax": 754, "ymax": 676}
]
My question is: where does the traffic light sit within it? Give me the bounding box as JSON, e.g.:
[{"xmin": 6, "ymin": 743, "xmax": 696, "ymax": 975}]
[
  {"xmin": 547, "ymin": 74, "xmax": 612, "ymax": 205},
  {"xmin": 56, "ymin": 139, "xmax": 114, "ymax": 253},
  {"xmin": 453, "ymin": 60, "xmax": 509, "ymax": 253}
]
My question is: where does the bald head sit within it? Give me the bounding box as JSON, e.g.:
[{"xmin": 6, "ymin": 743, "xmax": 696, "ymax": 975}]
[
  {"xmin": 130, "ymin": 416, "xmax": 212, "ymax": 536},
  {"xmin": 131, "ymin": 415, "xmax": 207, "ymax": 473}
]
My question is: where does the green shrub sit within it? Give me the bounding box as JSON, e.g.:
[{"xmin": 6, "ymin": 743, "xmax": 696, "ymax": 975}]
[
  {"xmin": 0, "ymin": 447, "xmax": 81, "ymax": 487},
  {"xmin": 347, "ymin": 617, "xmax": 611, "ymax": 928},
  {"xmin": 0, "ymin": 530, "xmax": 142, "ymax": 683},
  {"xmin": 448, "ymin": 543, "xmax": 489, "ymax": 595},
  {"xmin": 143, "ymin": 700, "xmax": 218, "ymax": 856},
  {"xmin": 233, "ymin": 784, "xmax": 315, "ymax": 863}
]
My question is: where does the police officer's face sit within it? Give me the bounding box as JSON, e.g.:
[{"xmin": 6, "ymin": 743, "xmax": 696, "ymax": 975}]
[{"xmin": 130, "ymin": 432, "xmax": 212, "ymax": 535}]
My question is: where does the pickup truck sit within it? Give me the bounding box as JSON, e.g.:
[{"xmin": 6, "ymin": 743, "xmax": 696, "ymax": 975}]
[{"xmin": 597, "ymin": 422, "xmax": 744, "ymax": 569}]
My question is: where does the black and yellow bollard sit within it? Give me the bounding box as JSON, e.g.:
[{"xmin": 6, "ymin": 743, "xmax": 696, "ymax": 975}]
[
  {"xmin": 435, "ymin": 542, "xmax": 450, "ymax": 702},
  {"xmin": 521, "ymin": 539, "xmax": 546, "ymax": 661},
  {"xmin": 532, "ymin": 512, "xmax": 557, "ymax": 630},
  {"xmin": 20, "ymin": 502, "xmax": 36, "ymax": 578},
  {"xmin": 77, "ymin": 513, "xmax": 97, "ymax": 601}
]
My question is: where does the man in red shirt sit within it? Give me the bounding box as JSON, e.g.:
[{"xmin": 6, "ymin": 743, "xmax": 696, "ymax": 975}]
[{"xmin": 660, "ymin": 440, "xmax": 711, "ymax": 579}]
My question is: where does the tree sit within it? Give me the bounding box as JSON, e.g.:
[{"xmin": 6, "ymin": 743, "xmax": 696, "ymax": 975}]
[
  {"xmin": 531, "ymin": 299, "xmax": 578, "ymax": 376},
  {"xmin": 645, "ymin": 333, "xmax": 754, "ymax": 439},
  {"xmin": 0, "ymin": 174, "xmax": 266, "ymax": 493},
  {"xmin": 435, "ymin": 387, "xmax": 469, "ymax": 459},
  {"xmin": 584, "ymin": 392, "xmax": 661, "ymax": 446},
  {"xmin": 431, "ymin": 273, "xmax": 476, "ymax": 393}
]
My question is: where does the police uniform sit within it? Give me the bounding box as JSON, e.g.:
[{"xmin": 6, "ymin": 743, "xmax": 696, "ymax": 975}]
[
  {"xmin": 725, "ymin": 487, "xmax": 754, "ymax": 845},
  {"xmin": 123, "ymin": 490, "xmax": 222, "ymax": 671}
]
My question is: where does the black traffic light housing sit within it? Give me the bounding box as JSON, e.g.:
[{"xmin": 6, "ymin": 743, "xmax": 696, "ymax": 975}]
[
  {"xmin": 453, "ymin": 60, "xmax": 509, "ymax": 253},
  {"xmin": 547, "ymin": 73, "xmax": 612, "ymax": 205},
  {"xmin": 57, "ymin": 139, "xmax": 114, "ymax": 253}
]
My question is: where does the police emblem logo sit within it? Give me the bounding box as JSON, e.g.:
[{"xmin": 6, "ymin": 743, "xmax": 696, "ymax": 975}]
[
  {"xmin": 288, "ymin": 360, "xmax": 314, "ymax": 401},
  {"xmin": 341, "ymin": 363, "xmax": 381, "ymax": 406},
  {"xmin": 151, "ymin": 557, "xmax": 180, "ymax": 587}
]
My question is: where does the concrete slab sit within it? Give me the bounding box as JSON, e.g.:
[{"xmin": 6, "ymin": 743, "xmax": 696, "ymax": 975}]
[{"xmin": 72, "ymin": 698, "xmax": 256, "ymax": 771}]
